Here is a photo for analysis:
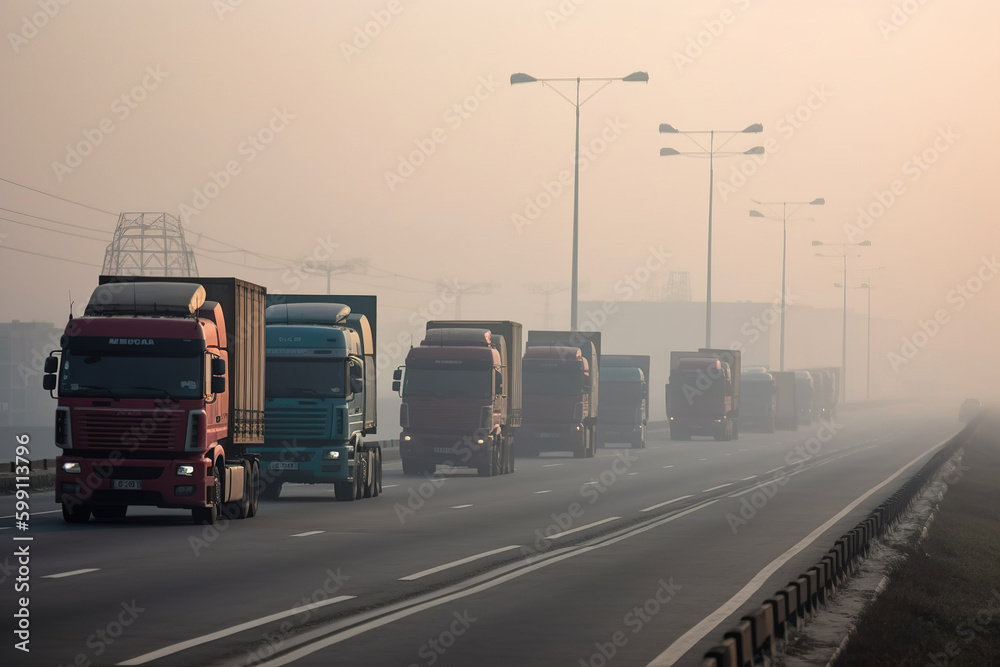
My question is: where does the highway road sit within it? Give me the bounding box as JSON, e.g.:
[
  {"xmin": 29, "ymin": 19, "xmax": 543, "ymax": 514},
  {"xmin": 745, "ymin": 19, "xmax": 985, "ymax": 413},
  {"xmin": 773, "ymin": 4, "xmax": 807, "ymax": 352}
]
[{"xmin": 0, "ymin": 402, "xmax": 963, "ymax": 666}]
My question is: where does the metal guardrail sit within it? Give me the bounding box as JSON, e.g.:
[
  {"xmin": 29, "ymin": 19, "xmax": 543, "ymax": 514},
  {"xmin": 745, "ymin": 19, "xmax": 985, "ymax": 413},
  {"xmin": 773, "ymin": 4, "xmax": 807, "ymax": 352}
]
[{"xmin": 699, "ymin": 415, "xmax": 979, "ymax": 667}]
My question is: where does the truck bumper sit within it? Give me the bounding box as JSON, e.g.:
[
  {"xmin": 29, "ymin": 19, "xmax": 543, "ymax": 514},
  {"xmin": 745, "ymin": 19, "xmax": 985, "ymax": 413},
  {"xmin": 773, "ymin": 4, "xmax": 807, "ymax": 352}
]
[
  {"xmin": 597, "ymin": 424, "xmax": 644, "ymax": 445},
  {"xmin": 519, "ymin": 423, "xmax": 585, "ymax": 453},
  {"xmin": 249, "ymin": 444, "xmax": 356, "ymax": 484},
  {"xmin": 399, "ymin": 432, "xmax": 491, "ymax": 468},
  {"xmin": 55, "ymin": 454, "xmax": 213, "ymax": 509},
  {"xmin": 669, "ymin": 416, "xmax": 725, "ymax": 434}
]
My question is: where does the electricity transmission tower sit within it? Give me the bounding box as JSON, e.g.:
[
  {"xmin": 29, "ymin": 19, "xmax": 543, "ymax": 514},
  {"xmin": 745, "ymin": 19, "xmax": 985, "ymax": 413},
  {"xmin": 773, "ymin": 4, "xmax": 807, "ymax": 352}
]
[{"xmin": 101, "ymin": 212, "xmax": 199, "ymax": 276}]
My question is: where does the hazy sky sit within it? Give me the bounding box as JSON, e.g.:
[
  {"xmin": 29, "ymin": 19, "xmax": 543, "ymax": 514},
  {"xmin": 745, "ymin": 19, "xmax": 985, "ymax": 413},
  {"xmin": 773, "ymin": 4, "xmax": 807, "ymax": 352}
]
[{"xmin": 2, "ymin": 0, "xmax": 998, "ymax": 397}]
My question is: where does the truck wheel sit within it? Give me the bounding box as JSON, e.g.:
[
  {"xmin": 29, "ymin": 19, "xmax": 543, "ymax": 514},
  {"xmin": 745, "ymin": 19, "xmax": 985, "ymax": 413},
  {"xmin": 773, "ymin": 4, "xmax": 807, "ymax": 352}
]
[
  {"xmin": 425, "ymin": 460, "xmax": 437, "ymax": 475},
  {"xmin": 354, "ymin": 456, "xmax": 365, "ymax": 500},
  {"xmin": 259, "ymin": 478, "xmax": 282, "ymax": 500},
  {"xmin": 192, "ymin": 466, "xmax": 222, "ymax": 525},
  {"xmin": 402, "ymin": 457, "xmax": 421, "ymax": 476},
  {"xmin": 372, "ymin": 448, "xmax": 382, "ymax": 497},
  {"xmin": 586, "ymin": 429, "xmax": 596, "ymax": 458},
  {"xmin": 232, "ymin": 461, "xmax": 252, "ymax": 519},
  {"xmin": 363, "ymin": 451, "xmax": 375, "ymax": 499},
  {"xmin": 334, "ymin": 480, "xmax": 355, "ymax": 501},
  {"xmin": 92, "ymin": 505, "xmax": 127, "ymax": 520},
  {"xmin": 62, "ymin": 501, "xmax": 91, "ymax": 523},
  {"xmin": 246, "ymin": 461, "xmax": 260, "ymax": 517}
]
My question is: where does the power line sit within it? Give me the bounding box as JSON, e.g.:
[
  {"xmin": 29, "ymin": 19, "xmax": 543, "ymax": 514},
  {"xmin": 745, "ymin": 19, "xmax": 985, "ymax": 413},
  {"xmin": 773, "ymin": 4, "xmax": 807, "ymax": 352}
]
[
  {"xmin": 0, "ymin": 207, "xmax": 111, "ymax": 234},
  {"xmin": 0, "ymin": 176, "xmax": 117, "ymax": 216},
  {"xmin": 0, "ymin": 244, "xmax": 101, "ymax": 267},
  {"xmin": 0, "ymin": 215, "xmax": 108, "ymax": 242}
]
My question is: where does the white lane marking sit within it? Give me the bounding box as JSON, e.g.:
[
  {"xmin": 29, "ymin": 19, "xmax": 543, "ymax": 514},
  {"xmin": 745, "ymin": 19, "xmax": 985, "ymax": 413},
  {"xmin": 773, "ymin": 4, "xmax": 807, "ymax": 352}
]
[
  {"xmin": 738, "ymin": 449, "xmax": 749, "ymax": 452},
  {"xmin": 662, "ymin": 465, "xmax": 674, "ymax": 469},
  {"xmin": 0, "ymin": 509, "xmax": 62, "ymax": 519},
  {"xmin": 534, "ymin": 490, "xmax": 553, "ymax": 495},
  {"xmin": 702, "ymin": 483, "xmax": 733, "ymax": 493},
  {"xmin": 42, "ymin": 568, "xmax": 100, "ymax": 579},
  {"xmin": 253, "ymin": 501, "xmax": 719, "ymax": 666},
  {"xmin": 648, "ymin": 442, "xmax": 943, "ymax": 665},
  {"xmin": 740, "ymin": 475, "xmax": 758, "ymax": 481},
  {"xmin": 291, "ymin": 531, "xmax": 324, "ymax": 538},
  {"xmin": 640, "ymin": 495, "xmax": 693, "ymax": 513},
  {"xmin": 382, "ymin": 484, "xmax": 399, "ymax": 489},
  {"xmin": 117, "ymin": 596, "xmax": 355, "ymax": 665},
  {"xmin": 765, "ymin": 467, "xmax": 782, "ymax": 474},
  {"xmin": 399, "ymin": 545, "xmax": 521, "ymax": 581},
  {"xmin": 550, "ymin": 517, "xmax": 620, "ymax": 539},
  {"xmin": 543, "ymin": 463, "xmax": 564, "ymax": 468},
  {"xmin": 698, "ymin": 458, "xmax": 708, "ymax": 461},
  {"xmin": 450, "ymin": 504, "xmax": 473, "ymax": 509},
  {"xmin": 627, "ymin": 473, "xmax": 639, "ymax": 476},
  {"xmin": 584, "ymin": 481, "xmax": 600, "ymax": 486}
]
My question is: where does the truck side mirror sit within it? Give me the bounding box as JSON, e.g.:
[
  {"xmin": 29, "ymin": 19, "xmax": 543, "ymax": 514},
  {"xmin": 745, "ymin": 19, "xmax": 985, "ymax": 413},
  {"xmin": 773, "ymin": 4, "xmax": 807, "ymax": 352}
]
[
  {"xmin": 351, "ymin": 377, "xmax": 364, "ymax": 393},
  {"xmin": 211, "ymin": 357, "xmax": 226, "ymax": 376},
  {"xmin": 350, "ymin": 361, "xmax": 363, "ymax": 379},
  {"xmin": 392, "ymin": 380, "xmax": 401, "ymax": 393},
  {"xmin": 44, "ymin": 356, "xmax": 58, "ymax": 374},
  {"xmin": 211, "ymin": 376, "xmax": 226, "ymax": 394},
  {"xmin": 582, "ymin": 376, "xmax": 592, "ymax": 392},
  {"xmin": 392, "ymin": 369, "xmax": 402, "ymax": 381},
  {"xmin": 43, "ymin": 374, "xmax": 57, "ymax": 391},
  {"xmin": 495, "ymin": 373, "xmax": 502, "ymax": 395}
]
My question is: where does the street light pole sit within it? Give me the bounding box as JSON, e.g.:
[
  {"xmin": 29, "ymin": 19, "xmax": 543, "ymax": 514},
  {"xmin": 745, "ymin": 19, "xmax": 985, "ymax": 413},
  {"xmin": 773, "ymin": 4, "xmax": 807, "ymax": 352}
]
[
  {"xmin": 814, "ymin": 240, "xmax": 871, "ymax": 403},
  {"xmin": 512, "ymin": 70, "xmax": 648, "ymax": 331},
  {"xmin": 749, "ymin": 198, "xmax": 824, "ymax": 371},
  {"xmin": 661, "ymin": 123, "xmax": 763, "ymax": 347}
]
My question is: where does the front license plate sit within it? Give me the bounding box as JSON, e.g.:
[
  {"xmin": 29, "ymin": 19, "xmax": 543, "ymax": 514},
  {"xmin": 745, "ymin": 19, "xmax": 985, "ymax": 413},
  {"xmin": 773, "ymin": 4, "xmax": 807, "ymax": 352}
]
[
  {"xmin": 269, "ymin": 462, "xmax": 298, "ymax": 470},
  {"xmin": 433, "ymin": 447, "xmax": 453, "ymax": 454},
  {"xmin": 111, "ymin": 479, "xmax": 142, "ymax": 490}
]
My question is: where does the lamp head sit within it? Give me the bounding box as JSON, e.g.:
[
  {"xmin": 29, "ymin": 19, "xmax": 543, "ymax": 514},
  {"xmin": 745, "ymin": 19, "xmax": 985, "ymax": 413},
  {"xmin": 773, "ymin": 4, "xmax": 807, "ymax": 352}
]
[
  {"xmin": 623, "ymin": 71, "xmax": 649, "ymax": 82},
  {"xmin": 742, "ymin": 123, "xmax": 763, "ymax": 133},
  {"xmin": 659, "ymin": 147, "xmax": 681, "ymax": 156},
  {"xmin": 510, "ymin": 73, "xmax": 537, "ymax": 85},
  {"xmin": 659, "ymin": 123, "xmax": 679, "ymax": 134}
]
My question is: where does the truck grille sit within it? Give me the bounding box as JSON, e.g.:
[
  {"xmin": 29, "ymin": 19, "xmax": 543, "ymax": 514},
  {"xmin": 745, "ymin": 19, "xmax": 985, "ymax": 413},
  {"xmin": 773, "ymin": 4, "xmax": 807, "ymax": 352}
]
[
  {"xmin": 94, "ymin": 466, "xmax": 163, "ymax": 480},
  {"xmin": 76, "ymin": 409, "xmax": 185, "ymax": 451},
  {"xmin": 265, "ymin": 408, "xmax": 329, "ymax": 439}
]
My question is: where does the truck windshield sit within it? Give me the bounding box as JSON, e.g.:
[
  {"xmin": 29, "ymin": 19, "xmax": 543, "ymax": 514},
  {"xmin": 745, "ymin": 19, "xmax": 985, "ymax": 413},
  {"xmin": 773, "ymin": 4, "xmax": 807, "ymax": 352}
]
[
  {"xmin": 59, "ymin": 352, "xmax": 202, "ymax": 399},
  {"xmin": 523, "ymin": 366, "xmax": 584, "ymax": 396},
  {"xmin": 603, "ymin": 382, "xmax": 641, "ymax": 405},
  {"xmin": 266, "ymin": 358, "xmax": 346, "ymax": 398},
  {"xmin": 402, "ymin": 368, "xmax": 491, "ymax": 398},
  {"xmin": 672, "ymin": 370, "xmax": 726, "ymax": 397}
]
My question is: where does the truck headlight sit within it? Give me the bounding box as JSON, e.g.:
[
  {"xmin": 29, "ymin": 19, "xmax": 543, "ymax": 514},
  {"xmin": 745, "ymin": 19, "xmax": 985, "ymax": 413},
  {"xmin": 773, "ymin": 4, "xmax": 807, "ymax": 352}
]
[
  {"xmin": 323, "ymin": 450, "xmax": 340, "ymax": 460},
  {"xmin": 62, "ymin": 462, "xmax": 81, "ymax": 474},
  {"xmin": 403, "ymin": 435, "xmax": 411, "ymax": 442},
  {"xmin": 177, "ymin": 465, "xmax": 195, "ymax": 476}
]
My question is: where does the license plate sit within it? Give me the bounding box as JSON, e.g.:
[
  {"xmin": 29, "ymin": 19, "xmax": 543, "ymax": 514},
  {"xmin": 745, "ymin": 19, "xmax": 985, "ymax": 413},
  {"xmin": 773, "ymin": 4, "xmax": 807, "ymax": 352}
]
[
  {"xmin": 269, "ymin": 462, "xmax": 298, "ymax": 470},
  {"xmin": 433, "ymin": 447, "xmax": 454, "ymax": 454},
  {"xmin": 111, "ymin": 479, "xmax": 142, "ymax": 490}
]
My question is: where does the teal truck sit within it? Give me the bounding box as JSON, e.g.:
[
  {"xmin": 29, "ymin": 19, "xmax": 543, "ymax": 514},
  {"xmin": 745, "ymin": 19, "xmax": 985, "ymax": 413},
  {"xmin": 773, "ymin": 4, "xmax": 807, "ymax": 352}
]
[
  {"xmin": 251, "ymin": 295, "xmax": 381, "ymax": 501},
  {"xmin": 597, "ymin": 354, "xmax": 650, "ymax": 448}
]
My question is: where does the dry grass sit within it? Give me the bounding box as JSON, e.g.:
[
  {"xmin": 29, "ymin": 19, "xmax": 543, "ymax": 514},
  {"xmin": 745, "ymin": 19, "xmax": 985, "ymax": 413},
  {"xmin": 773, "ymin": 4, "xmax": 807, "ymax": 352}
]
[{"xmin": 835, "ymin": 411, "xmax": 1000, "ymax": 666}]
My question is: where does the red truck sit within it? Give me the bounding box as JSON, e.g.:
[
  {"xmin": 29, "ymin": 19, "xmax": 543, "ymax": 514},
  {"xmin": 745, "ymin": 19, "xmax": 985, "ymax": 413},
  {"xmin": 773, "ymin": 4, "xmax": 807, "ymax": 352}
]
[
  {"xmin": 666, "ymin": 348, "xmax": 741, "ymax": 441},
  {"xmin": 43, "ymin": 278, "xmax": 264, "ymax": 524},
  {"xmin": 520, "ymin": 331, "xmax": 600, "ymax": 458},
  {"xmin": 394, "ymin": 321, "xmax": 521, "ymax": 477}
]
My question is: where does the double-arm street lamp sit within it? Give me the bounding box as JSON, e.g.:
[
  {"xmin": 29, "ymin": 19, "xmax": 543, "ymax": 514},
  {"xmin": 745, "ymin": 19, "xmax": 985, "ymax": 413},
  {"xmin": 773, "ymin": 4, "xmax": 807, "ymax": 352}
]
[
  {"xmin": 813, "ymin": 240, "xmax": 871, "ymax": 402},
  {"xmin": 660, "ymin": 123, "xmax": 764, "ymax": 347},
  {"xmin": 749, "ymin": 198, "xmax": 825, "ymax": 371},
  {"xmin": 511, "ymin": 70, "xmax": 649, "ymax": 331}
]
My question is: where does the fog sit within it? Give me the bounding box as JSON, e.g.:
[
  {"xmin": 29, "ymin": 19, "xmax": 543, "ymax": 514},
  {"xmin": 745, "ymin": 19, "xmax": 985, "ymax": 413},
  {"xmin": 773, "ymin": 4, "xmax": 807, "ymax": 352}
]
[{"xmin": 2, "ymin": 0, "xmax": 998, "ymax": 414}]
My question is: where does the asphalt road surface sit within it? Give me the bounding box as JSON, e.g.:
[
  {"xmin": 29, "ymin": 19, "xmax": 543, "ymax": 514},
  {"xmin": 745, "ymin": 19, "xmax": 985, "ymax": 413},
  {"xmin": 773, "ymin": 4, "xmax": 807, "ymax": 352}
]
[{"xmin": 0, "ymin": 402, "xmax": 963, "ymax": 666}]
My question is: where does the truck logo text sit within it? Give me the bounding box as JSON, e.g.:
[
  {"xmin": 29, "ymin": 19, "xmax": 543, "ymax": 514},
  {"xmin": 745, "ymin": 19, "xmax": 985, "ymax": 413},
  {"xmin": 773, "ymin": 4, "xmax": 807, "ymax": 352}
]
[{"xmin": 108, "ymin": 338, "xmax": 155, "ymax": 345}]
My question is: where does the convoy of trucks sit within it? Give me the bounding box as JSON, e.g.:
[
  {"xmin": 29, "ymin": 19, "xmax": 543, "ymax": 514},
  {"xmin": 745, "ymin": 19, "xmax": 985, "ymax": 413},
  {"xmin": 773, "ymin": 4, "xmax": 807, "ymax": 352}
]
[
  {"xmin": 394, "ymin": 320, "xmax": 522, "ymax": 477},
  {"xmin": 597, "ymin": 354, "xmax": 649, "ymax": 448},
  {"xmin": 666, "ymin": 348, "xmax": 741, "ymax": 441},
  {"xmin": 253, "ymin": 295, "xmax": 381, "ymax": 501},
  {"xmin": 520, "ymin": 331, "xmax": 600, "ymax": 458},
  {"xmin": 44, "ymin": 277, "xmax": 265, "ymax": 524}
]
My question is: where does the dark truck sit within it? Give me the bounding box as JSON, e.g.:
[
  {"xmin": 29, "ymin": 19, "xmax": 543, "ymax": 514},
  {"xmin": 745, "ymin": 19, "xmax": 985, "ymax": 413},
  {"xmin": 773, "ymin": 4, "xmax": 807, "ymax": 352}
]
[
  {"xmin": 252, "ymin": 295, "xmax": 380, "ymax": 501},
  {"xmin": 394, "ymin": 320, "xmax": 521, "ymax": 477},
  {"xmin": 666, "ymin": 348, "xmax": 741, "ymax": 441},
  {"xmin": 44, "ymin": 277, "xmax": 264, "ymax": 524},
  {"xmin": 597, "ymin": 354, "xmax": 649, "ymax": 448},
  {"xmin": 520, "ymin": 331, "xmax": 600, "ymax": 458},
  {"xmin": 770, "ymin": 371, "xmax": 798, "ymax": 430},
  {"xmin": 739, "ymin": 370, "xmax": 776, "ymax": 433}
]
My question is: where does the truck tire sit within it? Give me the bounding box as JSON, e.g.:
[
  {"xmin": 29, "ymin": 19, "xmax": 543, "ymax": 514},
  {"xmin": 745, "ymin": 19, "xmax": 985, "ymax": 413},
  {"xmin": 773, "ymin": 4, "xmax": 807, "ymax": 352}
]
[
  {"xmin": 354, "ymin": 455, "xmax": 365, "ymax": 500},
  {"xmin": 92, "ymin": 505, "xmax": 127, "ymax": 520},
  {"xmin": 246, "ymin": 461, "xmax": 260, "ymax": 517},
  {"xmin": 363, "ymin": 450, "xmax": 375, "ymax": 499},
  {"xmin": 230, "ymin": 460, "xmax": 252, "ymax": 519},
  {"xmin": 401, "ymin": 457, "xmax": 422, "ymax": 476},
  {"xmin": 62, "ymin": 501, "xmax": 91, "ymax": 523},
  {"xmin": 192, "ymin": 465, "xmax": 222, "ymax": 525},
  {"xmin": 586, "ymin": 429, "xmax": 596, "ymax": 458},
  {"xmin": 259, "ymin": 478, "xmax": 282, "ymax": 500},
  {"xmin": 372, "ymin": 448, "xmax": 382, "ymax": 497},
  {"xmin": 334, "ymin": 480, "xmax": 355, "ymax": 501}
]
